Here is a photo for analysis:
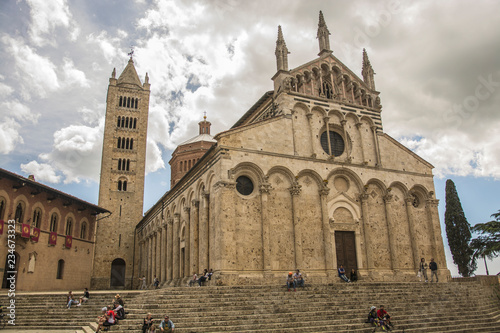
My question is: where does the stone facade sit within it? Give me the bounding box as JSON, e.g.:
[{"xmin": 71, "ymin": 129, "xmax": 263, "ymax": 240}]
[
  {"xmin": 0, "ymin": 168, "xmax": 108, "ymax": 291},
  {"xmin": 134, "ymin": 12, "xmax": 450, "ymax": 286},
  {"xmin": 92, "ymin": 58, "xmax": 150, "ymax": 289}
]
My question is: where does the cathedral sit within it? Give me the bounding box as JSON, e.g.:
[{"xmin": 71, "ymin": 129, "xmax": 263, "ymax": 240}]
[
  {"xmin": 0, "ymin": 11, "xmax": 452, "ymax": 292},
  {"xmin": 87, "ymin": 11, "xmax": 451, "ymax": 288}
]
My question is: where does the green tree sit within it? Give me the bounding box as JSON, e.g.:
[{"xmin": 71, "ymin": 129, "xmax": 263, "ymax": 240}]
[
  {"xmin": 470, "ymin": 210, "xmax": 500, "ymax": 275},
  {"xmin": 444, "ymin": 179, "xmax": 476, "ymax": 277}
]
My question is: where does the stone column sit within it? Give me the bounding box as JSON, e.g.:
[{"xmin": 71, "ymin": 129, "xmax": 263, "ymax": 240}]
[
  {"xmin": 319, "ymin": 185, "xmax": 334, "ymax": 277},
  {"xmin": 355, "ymin": 123, "xmax": 366, "ymax": 164},
  {"xmin": 162, "ymin": 222, "xmax": 168, "ymax": 282},
  {"xmin": 324, "ymin": 116, "xmax": 331, "ymax": 156},
  {"xmin": 157, "ymin": 227, "xmax": 162, "ymax": 282},
  {"xmin": 166, "ymin": 218, "xmax": 173, "ymax": 281},
  {"xmin": 149, "ymin": 235, "xmax": 153, "ymax": 284},
  {"xmin": 153, "ymin": 232, "xmax": 157, "ymax": 281},
  {"xmin": 340, "ymin": 120, "xmax": 351, "ymax": 162},
  {"xmin": 183, "ymin": 206, "xmax": 191, "ymax": 278},
  {"xmin": 213, "ymin": 180, "xmax": 236, "ymax": 272},
  {"xmin": 371, "ymin": 125, "xmax": 381, "ymax": 166},
  {"xmin": 319, "ymin": 74, "xmax": 324, "ymax": 97},
  {"xmin": 426, "ymin": 199, "xmax": 446, "ymax": 267},
  {"xmin": 289, "ymin": 181, "xmax": 302, "ymax": 268},
  {"xmin": 383, "ymin": 194, "xmax": 398, "ymax": 271},
  {"xmin": 190, "ymin": 199, "xmax": 200, "ymax": 275},
  {"xmin": 260, "ymin": 182, "xmax": 272, "ymax": 274},
  {"xmin": 173, "ymin": 213, "xmax": 180, "ymax": 280},
  {"xmin": 199, "ymin": 192, "xmax": 210, "ymax": 270},
  {"xmin": 306, "ymin": 113, "xmax": 316, "ymax": 158},
  {"xmin": 404, "ymin": 196, "xmax": 419, "ymax": 269},
  {"xmin": 341, "ymin": 76, "xmax": 347, "ymax": 100},
  {"xmin": 359, "ymin": 193, "xmax": 373, "ymax": 270}
]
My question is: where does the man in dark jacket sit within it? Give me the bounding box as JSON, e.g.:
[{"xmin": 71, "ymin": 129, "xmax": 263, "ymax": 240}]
[{"xmin": 429, "ymin": 258, "xmax": 438, "ymax": 282}]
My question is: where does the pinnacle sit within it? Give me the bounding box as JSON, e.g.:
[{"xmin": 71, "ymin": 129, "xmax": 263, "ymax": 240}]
[
  {"xmin": 363, "ymin": 48, "xmax": 371, "ymax": 67},
  {"xmin": 319, "ymin": 10, "xmax": 326, "ymax": 27}
]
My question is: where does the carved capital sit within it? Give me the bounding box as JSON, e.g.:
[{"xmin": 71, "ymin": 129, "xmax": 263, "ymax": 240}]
[
  {"xmin": 319, "ymin": 186, "xmax": 330, "ymax": 197},
  {"xmin": 383, "ymin": 194, "xmax": 393, "ymax": 203},
  {"xmin": 371, "ymin": 125, "xmax": 378, "ymax": 132},
  {"xmin": 426, "ymin": 199, "xmax": 439, "ymax": 208},
  {"xmin": 174, "ymin": 212, "xmax": 181, "ymax": 220},
  {"xmin": 259, "ymin": 183, "xmax": 272, "ymax": 194},
  {"xmin": 202, "ymin": 191, "xmax": 210, "ymax": 199},
  {"xmin": 359, "ymin": 193, "xmax": 369, "ymax": 202},
  {"xmin": 191, "ymin": 199, "xmax": 200, "ymax": 208},
  {"xmin": 289, "ymin": 183, "xmax": 302, "ymax": 196},
  {"xmin": 323, "ymin": 116, "xmax": 330, "ymax": 124},
  {"xmin": 306, "ymin": 113, "xmax": 313, "ymax": 120},
  {"xmin": 167, "ymin": 218, "xmax": 174, "ymax": 226},
  {"xmin": 340, "ymin": 119, "xmax": 347, "ymax": 126},
  {"xmin": 184, "ymin": 207, "xmax": 191, "ymax": 213},
  {"xmin": 214, "ymin": 180, "xmax": 236, "ymax": 191}
]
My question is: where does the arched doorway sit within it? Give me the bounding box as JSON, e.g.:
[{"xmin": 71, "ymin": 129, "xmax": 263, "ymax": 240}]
[
  {"xmin": 110, "ymin": 258, "xmax": 126, "ymax": 287},
  {"xmin": 2, "ymin": 252, "xmax": 19, "ymax": 289}
]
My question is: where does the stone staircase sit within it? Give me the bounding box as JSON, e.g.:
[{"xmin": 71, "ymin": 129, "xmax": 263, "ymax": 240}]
[{"xmin": 1, "ymin": 281, "xmax": 500, "ymax": 332}]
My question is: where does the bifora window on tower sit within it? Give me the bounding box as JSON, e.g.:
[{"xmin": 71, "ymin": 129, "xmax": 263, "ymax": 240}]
[{"xmin": 320, "ymin": 131, "xmax": 344, "ymax": 156}]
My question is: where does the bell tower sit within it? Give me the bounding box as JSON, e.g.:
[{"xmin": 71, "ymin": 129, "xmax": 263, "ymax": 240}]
[{"xmin": 92, "ymin": 56, "xmax": 150, "ymax": 289}]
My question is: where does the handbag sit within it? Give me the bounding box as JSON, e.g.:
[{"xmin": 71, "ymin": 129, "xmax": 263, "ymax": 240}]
[{"xmin": 417, "ymin": 270, "xmax": 421, "ymax": 278}]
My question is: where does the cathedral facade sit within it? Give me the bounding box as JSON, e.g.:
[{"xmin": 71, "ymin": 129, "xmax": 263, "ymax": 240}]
[{"xmin": 129, "ymin": 12, "xmax": 450, "ymax": 286}]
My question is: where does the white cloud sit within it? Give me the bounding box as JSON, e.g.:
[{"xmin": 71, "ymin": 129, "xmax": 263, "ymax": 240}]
[
  {"xmin": 26, "ymin": 0, "xmax": 79, "ymax": 46},
  {"xmin": 87, "ymin": 31, "xmax": 122, "ymax": 64},
  {"xmin": 1, "ymin": 35, "xmax": 60, "ymax": 99},
  {"xmin": 0, "ymin": 118, "xmax": 23, "ymax": 154},
  {"xmin": 20, "ymin": 161, "xmax": 61, "ymax": 183},
  {"xmin": 146, "ymin": 138, "xmax": 165, "ymax": 174},
  {"xmin": 37, "ymin": 122, "xmax": 104, "ymax": 183},
  {"xmin": 61, "ymin": 58, "xmax": 90, "ymax": 88},
  {"xmin": 0, "ymin": 100, "xmax": 39, "ymax": 154},
  {"xmin": 0, "ymin": 82, "xmax": 14, "ymax": 98}
]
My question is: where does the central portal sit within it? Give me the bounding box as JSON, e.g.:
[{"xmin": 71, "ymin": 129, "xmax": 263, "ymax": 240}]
[{"xmin": 335, "ymin": 231, "xmax": 358, "ymax": 275}]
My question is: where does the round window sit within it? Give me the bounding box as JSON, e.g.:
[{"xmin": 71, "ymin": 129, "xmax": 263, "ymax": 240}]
[
  {"xmin": 320, "ymin": 131, "xmax": 344, "ymax": 156},
  {"xmin": 236, "ymin": 176, "xmax": 254, "ymax": 196}
]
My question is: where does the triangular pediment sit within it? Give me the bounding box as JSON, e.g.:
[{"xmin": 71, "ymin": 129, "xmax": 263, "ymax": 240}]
[
  {"xmin": 290, "ymin": 53, "xmax": 374, "ymax": 93},
  {"xmin": 117, "ymin": 59, "xmax": 143, "ymax": 88}
]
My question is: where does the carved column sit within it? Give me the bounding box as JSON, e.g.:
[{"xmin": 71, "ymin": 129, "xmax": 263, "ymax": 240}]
[
  {"xmin": 355, "ymin": 123, "xmax": 366, "ymax": 164},
  {"xmin": 199, "ymin": 192, "xmax": 210, "ymax": 270},
  {"xmin": 155, "ymin": 228, "xmax": 160, "ymax": 282},
  {"xmin": 183, "ymin": 207, "xmax": 191, "ymax": 278},
  {"xmin": 260, "ymin": 182, "xmax": 272, "ymax": 274},
  {"xmin": 404, "ymin": 196, "xmax": 420, "ymax": 270},
  {"xmin": 173, "ymin": 213, "xmax": 180, "ymax": 280},
  {"xmin": 426, "ymin": 199, "xmax": 446, "ymax": 267},
  {"xmin": 319, "ymin": 74, "xmax": 325, "ymax": 97},
  {"xmin": 371, "ymin": 125, "xmax": 381, "ymax": 166},
  {"xmin": 306, "ymin": 113, "xmax": 316, "ymax": 158},
  {"xmin": 190, "ymin": 199, "xmax": 200, "ymax": 275},
  {"xmin": 153, "ymin": 232, "xmax": 157, "ymax": 281},
  {"xmin": 148, "ymin": 234, "xmax": 154, "ymax": 284},
  {"xmin": 323, "ymin": 116, "xmax": 331, "ymax": 156},
  {"xmin": 290, "ymin": 181, "xmax": 302, "ymax": 268},
  {"xmin": 383, "ymin": 194, "xmax": 398, "ymax": 271},
  {"xmin": 340, "ymin": 119, "xmax": 351, "ymax": 162},
  {"xmin": 166, "ymin": 218, "xmax": 173, "ymax": 281},
  {"xmin": 162, "ymin": 222, "xmax": 168, "ymax": 282},
  {"xmin": 341, "ymin": 76, "xmax": 347, "ymax": 100},
  {"xmin": 319, "ymin": 185, "xmax": 334, "ymax": 276},
  {"xmin": 359, "ymin": 193, "xmax": 373, "ymax": 270}
]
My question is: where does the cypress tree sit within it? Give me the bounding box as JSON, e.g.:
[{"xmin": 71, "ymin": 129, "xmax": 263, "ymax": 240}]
[{"xmin": 444, "ymin": 179, "xmax": 476, "ymax": 277}]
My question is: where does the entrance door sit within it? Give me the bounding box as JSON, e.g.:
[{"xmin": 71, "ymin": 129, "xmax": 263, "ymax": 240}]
[
  {"xmin": 335, "ymin": 231, "xmax": 358, "ymax": 275},
  {"xmin": 110, "ymin": 258, "xmax": 126, "ymax": 287},
  {"xmin": 2, "ymin": 252, "xmax": 19, "ymax": 289}
]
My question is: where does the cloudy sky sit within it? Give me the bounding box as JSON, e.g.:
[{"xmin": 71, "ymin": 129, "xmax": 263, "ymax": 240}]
[{"xmin": 1, "ymin": 0, "xmax": 499, "ymax": 276}]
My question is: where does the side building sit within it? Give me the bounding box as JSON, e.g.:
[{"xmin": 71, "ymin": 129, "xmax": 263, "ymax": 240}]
[
  {"xmin": 134, "ymin": 12, "xmax": 450, "ymax": 286},
  {"xmin": 92, "ymin": 57, "xmax": 150, "ymax": 289},
  {"xmin": 0, "ymin": 168, "xmax": 109, "ymax": 291}
]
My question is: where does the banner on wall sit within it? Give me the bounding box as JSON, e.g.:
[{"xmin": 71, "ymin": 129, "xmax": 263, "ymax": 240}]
[
  {"xmin": 21, "ymin": 223, "xmax": 30, "ymax": 238},
  {"xmin": 31, "ymin": 227, "xmax": 40, "ymax": 242},
  {"xmin": 49, "ymin": 232, "xmax": 57, "ymax": 245},
  {"xmin": 65, "ymin": 235, "xmax": 72, "ymax": 249}
]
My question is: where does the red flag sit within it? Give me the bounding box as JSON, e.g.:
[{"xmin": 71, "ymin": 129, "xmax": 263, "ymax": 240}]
[
  {"xmin": 31, "ymin": 227, "xmax": 40, "ymax": 242},
  {"xmin": 0, "ymin": 220, "xmax": 4, "ymax": 235},
  {"xmin": 65, "ymin": 235, "xmax": 73, "ymax": 249},
  {"xmin": 49, "ymin": 232, "xmax": 57, "ymax": 245},
  {"xmin": 21, "ymin": 223, "xmax": 30, "ymax": 238}
]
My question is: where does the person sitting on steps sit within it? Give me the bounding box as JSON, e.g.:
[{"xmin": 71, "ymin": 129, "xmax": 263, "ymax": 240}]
[
  {"xmin": 338, "ymin": 265, "xmax": 350, "ymax": 283},
  {"xmin": 377, "ymin": 305, "xmax": 393, "ymax": 330},
  {"xmin": 95, "ymin": 306, "xmax": 116, "ymax": 332},
  {"xmin": 366, "ymin": 306, "xmax": 380, "ymax": 330},
  {"xmin": 142, "ymin": 313, "xmax": 154, "ymax": 333},
  {"xmin": 66, "ymin": 291, "xmax": 79, "ymax": 309},
  {"xmin": 78, "ymin": 287, "xmax": 89, "ymax": 306},
  {"xmin": 286, "ymin": 272, "xmax": 296, "ymax": 291},
  {"xmin": 188, "ymin": 272, "xmax": 198, "ymax": 287},
  {"xmin": 350, "ymin": 268, "xmax": 358, "ymax": 282},
  {"xmin": 293, "ymin": 269, "xmax": 305, "ymax": 288},
  {"xmin": 198, "ymin": 269, "xmax": 209, "ymax": 286}
]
